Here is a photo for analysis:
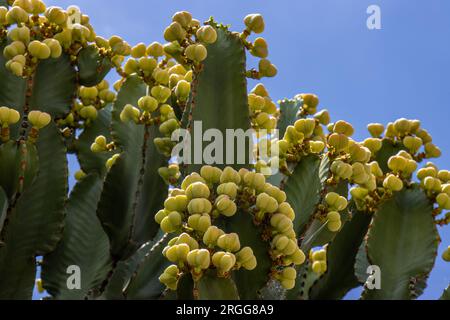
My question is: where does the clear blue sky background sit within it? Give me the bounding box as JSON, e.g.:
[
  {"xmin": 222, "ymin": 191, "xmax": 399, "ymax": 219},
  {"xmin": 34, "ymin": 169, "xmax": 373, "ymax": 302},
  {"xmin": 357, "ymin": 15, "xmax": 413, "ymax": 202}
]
[{"xmin": 33, "ymin": 0, "xmax": 449, "ymax": 300}]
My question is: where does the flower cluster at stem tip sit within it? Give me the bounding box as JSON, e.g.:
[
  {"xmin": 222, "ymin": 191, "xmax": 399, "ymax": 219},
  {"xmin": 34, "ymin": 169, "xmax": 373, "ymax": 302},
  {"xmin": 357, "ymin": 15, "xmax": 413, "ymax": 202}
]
[{"xmin": 157, "ymin": 165, "xmax": 306, "ymax": 290}]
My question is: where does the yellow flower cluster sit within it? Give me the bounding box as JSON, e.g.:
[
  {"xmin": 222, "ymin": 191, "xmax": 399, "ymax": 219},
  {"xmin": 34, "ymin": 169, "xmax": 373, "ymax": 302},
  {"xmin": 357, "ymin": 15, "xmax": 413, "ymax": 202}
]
[{"xmin": 155, "ymin": 165, "xmax": 305, "ymax": 290}]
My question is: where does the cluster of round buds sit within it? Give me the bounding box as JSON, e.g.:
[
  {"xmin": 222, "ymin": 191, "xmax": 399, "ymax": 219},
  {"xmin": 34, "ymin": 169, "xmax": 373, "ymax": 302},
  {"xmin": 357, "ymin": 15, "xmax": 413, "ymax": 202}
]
[
  {"xmin": 296, "ymin": 94, "xmax": 322, "ymax": 117},
  {"xmin": 0, "ymin": 2, "xmax": 106, "ymax": 77},
  {"xmin": 322, "ymin": 192, "xmax": 347, "ymax": 232},
  {"xmin": 248, "ymin": 83, "xmax": 278, "ymax": 132},
  {"xmin": 309, "ymin": 247, "xmax": 327, "ymax": 275},
  {"xmin": 369, "ymin": 119, "xmax": 441, "ymax": 159},
  {"xmin": 90, "ymin": 135, "xmax": 114, "ymax": 153},
  {"xmin": 241, "ymin": 14, "xmax": 277, "ymax": 79},
  {"xmin": 68, "ymin": 80, "xmax": 116, "ymax": 128},
  {"xmin": 158, "ymin": 164, "xmax": 181, "ymax": 185},
  {"xmin": 279, "ymin": 112, "xmax": 327, "ymax": 160},
  {"xmin": 156, "ymin": 165, "xmax": 305, "ymax": 290},
  {"xmin": 443, "ymin": 246, "xmax": 450, "ymax": 262},
  {"xmin": 0, "ymin": 106, "xmax": 20, "ymax": 141},
  {"xmin": 26, "ymin": 109, "xmax": 51, "ymax": 142},
  {"xmin": 417, "ymin": 163, "xmax": 450, "ymax": 211}
]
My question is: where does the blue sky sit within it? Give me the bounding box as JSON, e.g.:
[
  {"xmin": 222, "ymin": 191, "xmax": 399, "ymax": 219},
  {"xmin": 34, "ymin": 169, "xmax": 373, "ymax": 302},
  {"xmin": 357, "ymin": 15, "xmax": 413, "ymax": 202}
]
[{"xmin": 33, "ymin": 0, "xmax": 449, "ymax": 300}]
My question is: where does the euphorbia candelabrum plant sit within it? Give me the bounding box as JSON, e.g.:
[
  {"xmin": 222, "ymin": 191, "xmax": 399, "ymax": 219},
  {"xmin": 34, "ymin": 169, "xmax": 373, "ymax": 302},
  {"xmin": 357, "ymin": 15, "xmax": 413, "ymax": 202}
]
[{"xmin": 0, "ymin": 0, "xmax": 448, "ymax": 300}]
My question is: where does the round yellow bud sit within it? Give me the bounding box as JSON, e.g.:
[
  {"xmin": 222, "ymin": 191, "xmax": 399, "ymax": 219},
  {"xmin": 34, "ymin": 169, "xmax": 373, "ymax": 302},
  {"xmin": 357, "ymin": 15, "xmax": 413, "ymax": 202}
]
[{"xmin": 28, "ymin": 110, "xmax": 51, "ymax": 129}]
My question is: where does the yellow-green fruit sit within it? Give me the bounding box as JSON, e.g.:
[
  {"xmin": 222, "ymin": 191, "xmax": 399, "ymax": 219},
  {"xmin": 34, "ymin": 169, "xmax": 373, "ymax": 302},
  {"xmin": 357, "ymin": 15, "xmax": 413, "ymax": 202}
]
[
  {"xmin": 277, "ymin": 202, "xmax": 295, "ymax": 221},
  {"xmin": 44, "ymin": 6, "xmax": 67, "ymax": 25},
  {"xmin": 124, "ymin": 59, "xmax": 139, "ymax": 75},
  {"xmin": 215, "ymin": 195, "xmax": 237, "ymax": 217},
  {"xmin": 417, "ymin": 167, "xmax": 437, "ymax": 180},
  {"xmin": 160, "ymin": 211, "xmax": 182, "ymax": 233},
  {"xmin": 310, "ymin": 141, "xmax": 325, "ymax": 154},
  {"xmin": 28, "ymin": 41, "xmax": 51, "ymax": 60},
  {"xmin": 203, "ymin": 226, "xmax": 225, "ymax": 247},
  {"xmin": 333, "ymin": 120, "xmax": 354, "ymax": 137},
  {"xmin": 272, "ymin": 235, "xmax": 297, "ymax": 256},
  {"xmin": 43, "ymin": 38, "xmax": 62, "ymax": 58},
  {"xmin": 181, "ymin": 173, "xmax": 206, "ymax": 190},
  {"xmin": 279, "ymin": 267, "xmax": 296, "ymax": 289},
  {"xmin": 326, "ymin": 211, "xmax": 341, "ymax": 223},
  {"xmin": 367, "ymin": 123, "xmax": 384, "ymax": 138},
  {"xmin": 270, "ymin": 213, "xmax": 293, "ymax": 234},
  {"xmin": 151, "ymin": 85, "xmax": 171, "ymax": 103},
  {"xmin": 248, "ymin": 93, "xmax": 265, "ymax": 112},
  {"xmin": 188, "ymin": 214, "xmax": 211, "ymax": 233},
  {"xmin": 185, "ymin": 44, "xmax": 207, "ymax": 63},
  {"xmin": 217, "ymin": 182, "xmax": 238, "ymax": 199},
  {"xmin": 438, "ymin": 170, "xmax": 450, "ymax": 183},
  {"xmin": 3, "ymin": 41, "xmax": 26, "ymax": 59},
  {"xmin": 220, "ymin": 167, "xmax": 241, "ymax": 184},
  {"xmin": 79, "ymin": 86, "xmax": 98, "ymax": 100},
  {"xmin": 212, "ymin": 252, "xmax": 236, "ymax": 273},
  {"xmin": 217, "ymin": 233, "xmax": 241, "ymax": 253},
  {"xmin": 243, "ymin": 171, "xmax": 266, "ymax": 192},
  {"xmin": 6, "ymin": 6, "xmax": 29, "ymax": 24},
  {"xmin": 327, "ymin": 219, "xmax": 342, "ymax": 232},
  {"xmin": 119, "ymin": 104, "xmax": 140, "ymax": 123},
  {"xmin": 388, "ymin": 155, "xmax": 407, "ymax": 173},
  {"xmin": 244, "ymin": 13, "xmax": 265, "ymax": 34},
  {"xmin": 152, "ymin": 68, "xmax": 169, "ymax": 85},
  {"xmin": 312, "ymin": 261, "xmax": 327, "ymax": 274},
  {"xmin": 90, "ymin": 135, "xmax": 107, "ymax": 153},
  {"xmin": 258, "ymin": 59, "xmax": 277, "ymax": 77},
  {"xmin": 175, "ymin": 80, "xmax": 190, "ymax": 101},
  {"xmin": 164, "ymin": 21, "xmax": 187, "ymax": 42},
  {"xmin": 350, "ymin": 187, "xmax": 369, "ymax": 200},
  {"xmin": 369, "ymin": 161, "xmax": 383, "ymax": 177},
  {"xmin": 423, "ymin": 176, "xmax": 442, "ymax": 192},
  {"xmin": 131, "ymin": 42, "xmax": 146, "ymax": 58},
  {"xmin": 175, "ymin": 233, "xmax": 199, "ymax": 250},
  {"xmin": 147, "ymin": 41, "xmax": 164, "ymax": 57},
  {"xmin": 416, "ymin": 128, "xmax": 432, "ymax": 144},
  {"xmin": 159, "ymin": 118, "xmax": 179, "ymax": 136},
  {"xmin": 352, "ymin": 162, "xmax": 370, "ymax": 185},
  {"xmin": 383, "ymin": 174, "xmax": 404, "ymax": 192},
  {"xmin": 442, "ymin": 246, "xmax": 450, "ymax": 262},
  {"xmin": 283, "ymin": 125, "xmax": 304, "ymax": 145},
  {"xmin": 137, "ymin": 96, "xmax": 157, "ymax": 113},
  {"xmin": 250, "ymin": 37, "xmax": 268, "ymax": 58},
  {"xmin": 348, "ymin": 144, "xmax": 371, "ymax": 163},
  {"xmin": 105, "ymin": 154, "xmax": 120, "ymax": 169},
  {"xmin": 159, "ymin": 264, "xmax": 179, "ymax": 290},
  {"xmin": 252, "ymin": 83, "xmax": 269, "ymax": 97},
  {"xmin": 331, "ymin": 160, "xmax": 353, "ymax": 180},
  {"xmin": 8, "ymin": 26, "xmax": 30, "ymax": 44},
  {"xmin": 29, "ymin": 0, "xmax": 46, "ymax": 14},
  {"xmin": 424, "ymin": 143, "xmax": 441, "ymax": 158},
  {"xmin": 187, "ymin": 249, "xmax": 211, "ymax": 270},
  {"xmin": 165, "ymin": 243, "xmax": 190, "ymax": 263},
  {"xmin": 294, "ymin": 118, "xmax": 316, "ymax": 137},
  {"xmin": 264, "ymin": 184, "xmax": 287, "ymax": 204},
  {"xmin": 196, "ymin": 25, "xmax": 217, "ymax": 44},
  {"xmin": 28, "ymin": 110, "xmax": 51, "ymax": 129},
  {"xmin": 187, "ymin": 198, "xmax": 212, "ymax": 215},
  {"xmin": 256, "ymin": 193, "xmax": 279, "ymax": 213},
  {"xmin": 73, "ymin": 170, "xmax": 86, "ymax": 181},
  {"xmin": 199, "ymin": 165, "xmax": 221, "ymax": 184},
  {"xmin": 313, "ymin": 109, "xmax": 330, "ymax": 125},
  {"xmin": 172, "ymin": 10, "xmax": 192, "ymax": 28},
  {"xmin": 154, "ymin": 209, "xmax": 169, "ymax": 224},
  {"xmin": 7, "ymin": 61, "xmax": 23, "ymax": 77},
  {"xmin": 436, "ymin": 193, "xmax": 450, "ymax": 210},
  {"xmin": 164, "ymin": 195, "xmax": 188, "ymax": 212},
  {"xmin": 235, "ymin": 247, "xmax": 257, "ymax": 270},
  {"xmin": 185, "ymin": 182, "xmax": 210, "ymax": 200},
  {"xmin": 328, "ymin": 133, "xmax": 349, "ymax": 152},
  {"xmin": 403, "ymin": 136, "xmax": 423, "ymax": 154},
  {"xmin": 393, "ymin": 118, "xmax": 411, "ymax": 135},
  {"xmin": 363, "ymin": 138, "xmax": 382, "ymax": 154},
  {"xmin": 288, "ymin": 248, "xmax": 306, "ymax": 266}
]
